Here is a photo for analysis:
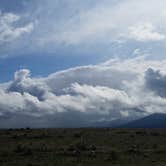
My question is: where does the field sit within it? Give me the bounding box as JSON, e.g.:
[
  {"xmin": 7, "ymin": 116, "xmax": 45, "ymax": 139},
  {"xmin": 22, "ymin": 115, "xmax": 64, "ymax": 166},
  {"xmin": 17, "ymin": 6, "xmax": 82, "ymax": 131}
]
[{"xmin": 0, "ymin": 128, "xmax": 166, "ymax": 166}]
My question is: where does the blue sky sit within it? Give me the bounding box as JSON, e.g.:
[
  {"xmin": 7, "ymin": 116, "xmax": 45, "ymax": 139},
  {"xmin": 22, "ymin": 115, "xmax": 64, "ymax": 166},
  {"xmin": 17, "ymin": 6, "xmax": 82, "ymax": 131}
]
[
  {"xmin": 1, "ymin": 0, "xmax": 166, "ymax": 127},
  {"xmin": 0, "ymin": 0, "xmax": 118, "ymax": 81}
]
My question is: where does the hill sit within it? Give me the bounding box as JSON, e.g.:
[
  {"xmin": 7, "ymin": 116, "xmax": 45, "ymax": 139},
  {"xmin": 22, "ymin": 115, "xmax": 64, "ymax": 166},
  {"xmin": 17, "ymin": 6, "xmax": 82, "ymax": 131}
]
[{"xmin": 120, "ymin": 113, "xmax": 166, "ymax": 128}]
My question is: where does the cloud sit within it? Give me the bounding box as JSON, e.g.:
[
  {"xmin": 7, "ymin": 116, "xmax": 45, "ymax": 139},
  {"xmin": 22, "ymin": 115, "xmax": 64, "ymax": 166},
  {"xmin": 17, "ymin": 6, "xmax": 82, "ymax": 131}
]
[
  {"xmin": 0, "ymin": 11, "xmax": 34, "ymax": 43},
  {"xmin": 145, "ymin": 68, "xmax": 166, "ymax": 97},
  {"xmin": 8, "ymin": 69, "xmax": 48, "ymax": 101},
  {"xmin": 50, "ymin": 0, "xmax": 166, "ymax": 45},
  {"xmin": 128, "ymin": 23, "xmax": 165, "ymax": 42},
  {"xmin": 0, "ymin": 56, "xmax": 166, "ymax": 127},
  {"xmin": 2, "ymin": 0, "xmax": 166, "ymax": 57}
]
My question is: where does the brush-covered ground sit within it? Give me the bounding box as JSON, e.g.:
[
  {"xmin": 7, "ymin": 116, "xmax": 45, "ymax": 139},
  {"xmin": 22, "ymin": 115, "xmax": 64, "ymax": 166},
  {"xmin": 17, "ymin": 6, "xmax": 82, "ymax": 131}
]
[{"xmin": 0, "ymin": 128, "xmax": 166, "ymax": 166}]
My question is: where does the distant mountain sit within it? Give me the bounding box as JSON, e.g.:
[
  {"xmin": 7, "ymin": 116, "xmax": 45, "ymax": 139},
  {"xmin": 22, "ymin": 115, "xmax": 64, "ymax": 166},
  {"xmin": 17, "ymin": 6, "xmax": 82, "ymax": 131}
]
[
  {"xmin": 120, "ymin": 113, "xmax": 166, "ymax": 128},
  {"xmin": 91, "ymin": 118, "xmax": 135, "ymax": 128}
]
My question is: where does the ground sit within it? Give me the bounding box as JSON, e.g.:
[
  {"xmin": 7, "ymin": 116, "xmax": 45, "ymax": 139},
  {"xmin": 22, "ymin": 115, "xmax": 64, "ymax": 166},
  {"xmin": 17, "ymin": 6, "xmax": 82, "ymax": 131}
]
[{"xmin": 0, "ymin": 128, "xmax": 166, "ymax": 166}]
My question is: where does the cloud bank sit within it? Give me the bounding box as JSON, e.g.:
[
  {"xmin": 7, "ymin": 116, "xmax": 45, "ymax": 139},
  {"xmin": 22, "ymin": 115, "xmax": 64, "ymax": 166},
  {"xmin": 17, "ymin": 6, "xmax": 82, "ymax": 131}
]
[{"xmin": 0, "ymin": 56, "xmax": 166, "ymax": 127}]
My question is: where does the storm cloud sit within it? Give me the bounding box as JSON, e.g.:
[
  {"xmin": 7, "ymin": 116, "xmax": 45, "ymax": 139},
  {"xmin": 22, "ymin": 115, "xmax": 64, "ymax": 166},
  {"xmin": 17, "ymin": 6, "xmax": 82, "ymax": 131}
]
[{"xmin": 0, "ymin": 57, "xmax": 166, "ymax": 127}]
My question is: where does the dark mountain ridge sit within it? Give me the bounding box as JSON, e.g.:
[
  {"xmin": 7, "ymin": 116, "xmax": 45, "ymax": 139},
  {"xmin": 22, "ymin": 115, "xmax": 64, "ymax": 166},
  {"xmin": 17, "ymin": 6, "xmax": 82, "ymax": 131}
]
[{"xmin": 120, "ymin": 113, "xmax": 166, "ymax": 128}]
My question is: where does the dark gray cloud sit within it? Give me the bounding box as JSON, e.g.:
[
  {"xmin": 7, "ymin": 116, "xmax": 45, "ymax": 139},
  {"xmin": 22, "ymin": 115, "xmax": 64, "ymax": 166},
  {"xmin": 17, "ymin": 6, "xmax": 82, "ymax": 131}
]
[{"xmin": 145, "ymin": 68, "xmax": 166, "ymax": 97}]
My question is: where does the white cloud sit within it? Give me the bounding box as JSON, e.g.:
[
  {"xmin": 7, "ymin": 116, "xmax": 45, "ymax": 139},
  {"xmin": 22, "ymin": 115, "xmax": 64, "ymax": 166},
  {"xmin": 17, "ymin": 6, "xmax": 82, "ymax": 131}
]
[
  {"xmin": 0, "ymin": 11, "xmax": 34, "ymax": 43},
  {"xmin": 128, "ymin": 23, "xmax": 165, "ymax": 42},
  {"xmin": 49, "ymin": 0, "xmax": 166, "ymax": 45},
  {"xmin": 0, "ymin": 56, "xmax": 166, "ymax": 127},
  {"xmin": 1, "ymin": 0, "xmax": 166, "ymax": 56}
]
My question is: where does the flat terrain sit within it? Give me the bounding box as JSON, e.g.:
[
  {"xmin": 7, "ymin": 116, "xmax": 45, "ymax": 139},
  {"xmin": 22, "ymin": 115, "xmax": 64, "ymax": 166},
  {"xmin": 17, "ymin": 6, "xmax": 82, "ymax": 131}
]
[{"xmin": 0, "ymin": 128, "xmax": 166, "ymax": 166}]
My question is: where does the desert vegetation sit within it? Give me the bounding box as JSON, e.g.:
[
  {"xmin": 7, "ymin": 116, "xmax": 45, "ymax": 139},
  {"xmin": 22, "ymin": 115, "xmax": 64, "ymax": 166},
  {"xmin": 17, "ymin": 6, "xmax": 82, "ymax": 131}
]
[{"xmin": 0, "ymin": 128, "xmax": 166, "ymax": 166}]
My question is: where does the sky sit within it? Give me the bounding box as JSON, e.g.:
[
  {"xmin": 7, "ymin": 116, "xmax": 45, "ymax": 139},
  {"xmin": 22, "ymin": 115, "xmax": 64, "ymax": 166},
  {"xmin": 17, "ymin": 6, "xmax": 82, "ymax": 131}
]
[{"xmin": 1, "ymin": 0, "xmax": 166, "ymax": 127}]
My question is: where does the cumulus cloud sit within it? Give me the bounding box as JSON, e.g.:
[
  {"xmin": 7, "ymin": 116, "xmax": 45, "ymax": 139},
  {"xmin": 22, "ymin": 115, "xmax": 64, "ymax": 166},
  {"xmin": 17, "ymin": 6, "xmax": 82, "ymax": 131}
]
[
  {"xmin": 8, "ymin": 69, "xmax": 48, "ymax": 101},
  {"xmin": 0, "ymin": 56, "xmax": 166, "ymax": 127}
]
